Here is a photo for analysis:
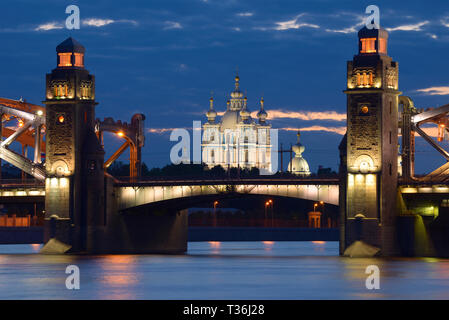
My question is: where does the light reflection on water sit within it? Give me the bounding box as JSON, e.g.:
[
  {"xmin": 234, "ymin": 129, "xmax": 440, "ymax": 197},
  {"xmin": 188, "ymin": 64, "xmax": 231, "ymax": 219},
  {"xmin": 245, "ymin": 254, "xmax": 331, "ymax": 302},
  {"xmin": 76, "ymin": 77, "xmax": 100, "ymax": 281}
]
[{"xmin": 1, "ymin": 241, "xmax": 449, "ymax": 299}]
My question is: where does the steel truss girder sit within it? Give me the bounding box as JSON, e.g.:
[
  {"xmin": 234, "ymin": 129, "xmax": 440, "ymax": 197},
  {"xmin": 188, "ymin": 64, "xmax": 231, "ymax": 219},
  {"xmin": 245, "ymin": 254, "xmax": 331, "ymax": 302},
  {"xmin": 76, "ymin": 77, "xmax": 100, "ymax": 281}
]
[
  {"xmin": 0, "ymin": 104, "xmax": 45, "ymax": 180},
  {"xmin": 96, "ymin": 114, "xmax": 145, "ymax": 178},
  {"xmin": 401, "ymin": 98, "xmax": 449, "ymax": 183}
]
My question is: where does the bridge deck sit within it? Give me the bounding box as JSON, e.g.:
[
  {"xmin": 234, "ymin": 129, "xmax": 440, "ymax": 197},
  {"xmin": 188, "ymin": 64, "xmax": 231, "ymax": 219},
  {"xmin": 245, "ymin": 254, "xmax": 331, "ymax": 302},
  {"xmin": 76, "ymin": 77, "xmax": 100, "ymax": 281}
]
[{"xmin": 115, "ymin": 177, "xmax": 340, "ymax": 187}]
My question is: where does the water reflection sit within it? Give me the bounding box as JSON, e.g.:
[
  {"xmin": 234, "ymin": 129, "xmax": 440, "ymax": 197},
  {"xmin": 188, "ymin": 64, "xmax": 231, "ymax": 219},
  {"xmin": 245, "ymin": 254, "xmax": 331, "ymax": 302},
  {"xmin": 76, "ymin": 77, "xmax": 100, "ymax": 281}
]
[
  {"xmin": 1, "ymin": 242, "xmax": 449, "ymax": 299},
  {"xmin": 208, "ymin": 241, "xmax": 221, "ymax": 254},
  {"xmin": 262, "ymin": 241, "xmax": 274, "ymax": 251},
  {"xmin": 30, "ymin": 244, "xmax": 42, "ymax": 253}
]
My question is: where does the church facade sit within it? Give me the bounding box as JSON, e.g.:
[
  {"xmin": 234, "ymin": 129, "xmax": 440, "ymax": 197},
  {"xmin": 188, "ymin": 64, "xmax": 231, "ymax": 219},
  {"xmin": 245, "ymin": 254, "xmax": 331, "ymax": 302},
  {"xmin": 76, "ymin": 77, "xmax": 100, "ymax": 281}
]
[{"xmin": 202, "ymin": 75, "xmax": 272, "ymax": 172}]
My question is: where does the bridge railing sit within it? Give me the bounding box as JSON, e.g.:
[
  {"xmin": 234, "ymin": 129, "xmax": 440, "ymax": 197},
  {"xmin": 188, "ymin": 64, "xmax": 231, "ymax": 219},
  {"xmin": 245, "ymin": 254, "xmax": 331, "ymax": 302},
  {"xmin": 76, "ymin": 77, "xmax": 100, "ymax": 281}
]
[
  {"xmin": 0, "ymin": 179, "xmax": 44, "ymax": 188},
  {"xmin": 113, "ymin": 175, "xmax": 341, "ymax": 185}
]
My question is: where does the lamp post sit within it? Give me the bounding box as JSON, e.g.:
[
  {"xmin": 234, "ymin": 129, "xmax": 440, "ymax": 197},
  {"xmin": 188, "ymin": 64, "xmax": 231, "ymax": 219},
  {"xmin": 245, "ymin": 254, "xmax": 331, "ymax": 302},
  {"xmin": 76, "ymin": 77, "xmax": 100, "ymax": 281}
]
[
  {"xmin": 264, "ymin": 201, "xmax": 269, "ymax": 227},
  {"xmin": 213, "ymin": 201, "xmax": 219, "ymax": 227},
  {"xmin": 268, "ymin": 199, "xmax": 273, "ymax": 227}
]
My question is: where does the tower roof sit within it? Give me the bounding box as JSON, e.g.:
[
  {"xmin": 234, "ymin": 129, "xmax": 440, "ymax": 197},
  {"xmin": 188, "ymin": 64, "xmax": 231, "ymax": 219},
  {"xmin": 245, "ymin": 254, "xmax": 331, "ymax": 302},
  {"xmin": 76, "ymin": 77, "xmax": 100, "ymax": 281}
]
[
  {"xmin": 56, "ymin": 37, "xmax": 85, "ymax": 54},
  {"xmin": 358, "ymin": 26, "xmax": 389, "ymax": 40}
]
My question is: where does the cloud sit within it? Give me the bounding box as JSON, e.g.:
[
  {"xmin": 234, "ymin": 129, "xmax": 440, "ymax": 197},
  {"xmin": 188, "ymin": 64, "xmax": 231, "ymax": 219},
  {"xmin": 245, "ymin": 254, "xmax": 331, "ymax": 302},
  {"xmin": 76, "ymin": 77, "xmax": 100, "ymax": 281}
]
[
  {"xmin": 441, "ymin": 18, "xmax": 449, "ymax": 28},
  {"xmin": 251, "ymin": 109, "xmax": 346, "ymax": 121},
  {"xmin": 83, "ymin": 18, "xmax": 115, "ymax": 27},
  {"xmin": 280, "ymin": 126, "xmax": 346, "ymax": 135},
  {"xmin": 274, "ymin": 15, "xmax": 320, "ymax": 31},
  {"xmin": 148, "ymin": 126, "xmax": 346, "ymax": 135},
  {"xmin": 212, "ymin": 109, "xmax": 346, "ymax": 121},
  {"xmin": 34, "ymin": 18, "xmax": 137, "ymax": 31},
  {"xmin": 148, "ymin": 127, "xmax": 186, "ymax": 133},
  {"xmin": 386, "ymin": 21, "xmax": 429, "ymax": 32},
  {"xmin": 325, "ymin": 15, "xmax": 365, "ymax": 34},
  {"xmin": 82, "ymin": 18, "xmax": 138, "ymax": 27},
  {"xmin": 416, "ymin": 86, "xmax": 449, "ymax": 96},
  {"xmin": 34, "ymin": 22, "xmax": 64, "ymax": 31},
  {"xmin": 237, "ymin": 12, "xmax": 253, "ymax": 17},
  {"xmin": 164, "ymin": 21, "xmax": 183, "ymax": 30}
]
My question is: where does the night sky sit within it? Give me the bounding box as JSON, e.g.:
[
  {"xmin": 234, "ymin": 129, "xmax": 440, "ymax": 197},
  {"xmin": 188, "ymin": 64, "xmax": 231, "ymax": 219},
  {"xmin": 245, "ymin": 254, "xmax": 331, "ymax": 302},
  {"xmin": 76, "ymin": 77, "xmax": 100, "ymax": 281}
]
[{"xmin": 1, "ymin": 0, "xmax": 449, "ymax": 174}]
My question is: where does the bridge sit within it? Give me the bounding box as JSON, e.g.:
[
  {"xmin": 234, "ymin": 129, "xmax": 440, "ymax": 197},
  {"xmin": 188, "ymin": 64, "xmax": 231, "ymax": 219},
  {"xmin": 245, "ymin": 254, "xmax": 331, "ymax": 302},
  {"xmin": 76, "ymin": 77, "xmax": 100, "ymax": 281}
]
[
  {"xmin": 115, "ymin": 178, "xmax": 339, "ymax": 212},
  {"xmin": 1, "ymin": 29, "xmax": 449, "ymax": 256}
]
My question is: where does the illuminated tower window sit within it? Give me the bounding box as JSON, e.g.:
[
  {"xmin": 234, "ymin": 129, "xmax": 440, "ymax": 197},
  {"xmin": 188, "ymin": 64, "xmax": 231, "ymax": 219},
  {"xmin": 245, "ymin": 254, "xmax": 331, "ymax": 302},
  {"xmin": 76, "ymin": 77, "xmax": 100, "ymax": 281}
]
[
  {"xmin": 379, "ymin": 38, "xmax": 387, "ymax": 54},
  {"xmin": 74, "ymin": 53, "xmax": 84, "ymax": 67},
  {"xmin": 58, "ymin": 53, "xmax": 72, "ymax": 67},
  {"xmin": 356, "ymin": 71, "xmax": 374, "ymax": 87},
  {"xmin": 81, "ymin": 82, "xmax": 91, "ymax": 99},
  {"xmin": 360, "ymin": 38, "xmax": 376, "ymax": 53}
]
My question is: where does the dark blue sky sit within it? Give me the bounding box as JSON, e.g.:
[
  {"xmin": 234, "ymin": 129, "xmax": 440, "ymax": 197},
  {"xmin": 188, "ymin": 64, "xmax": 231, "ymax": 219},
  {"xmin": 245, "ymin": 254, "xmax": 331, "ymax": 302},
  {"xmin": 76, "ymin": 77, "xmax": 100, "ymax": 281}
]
[{"xmin": 1, "ymin": 0, "xmax": 449, "ymax": 173}]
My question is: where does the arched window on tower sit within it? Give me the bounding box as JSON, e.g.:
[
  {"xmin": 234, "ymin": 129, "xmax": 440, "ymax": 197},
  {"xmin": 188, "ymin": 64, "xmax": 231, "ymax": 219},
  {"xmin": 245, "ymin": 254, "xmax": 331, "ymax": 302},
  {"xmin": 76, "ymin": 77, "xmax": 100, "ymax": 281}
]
[{"xmin": 356, "ymin": 71, "xmax": 374, "ymax": 87}]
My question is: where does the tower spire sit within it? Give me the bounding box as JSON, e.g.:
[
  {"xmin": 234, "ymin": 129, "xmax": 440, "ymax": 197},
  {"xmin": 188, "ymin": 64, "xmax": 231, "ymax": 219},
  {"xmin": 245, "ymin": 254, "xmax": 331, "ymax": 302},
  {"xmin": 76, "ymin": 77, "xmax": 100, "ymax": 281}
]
[{"xmin": 235, "ymin": 72, "xmax": 240, "ymax": 91}]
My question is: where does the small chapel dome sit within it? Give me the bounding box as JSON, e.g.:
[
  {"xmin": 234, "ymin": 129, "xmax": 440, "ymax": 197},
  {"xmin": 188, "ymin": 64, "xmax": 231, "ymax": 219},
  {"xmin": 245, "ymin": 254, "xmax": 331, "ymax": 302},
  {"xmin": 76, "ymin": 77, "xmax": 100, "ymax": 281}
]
[{"xmin": 288, "ymin": 130, "xmax": 311, "ymax": 176}]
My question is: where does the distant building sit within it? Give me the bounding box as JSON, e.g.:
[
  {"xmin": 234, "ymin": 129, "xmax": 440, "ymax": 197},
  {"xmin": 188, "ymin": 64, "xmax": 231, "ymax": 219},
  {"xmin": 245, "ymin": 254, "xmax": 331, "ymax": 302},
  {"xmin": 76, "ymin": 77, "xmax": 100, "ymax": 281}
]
[
  {"xmin": 202, "ymin": 75, "xmax": 272, "ymax": 172},
  {"xmin": 288, "ymin": 131, "xmax": 311, "ymax": 176}
]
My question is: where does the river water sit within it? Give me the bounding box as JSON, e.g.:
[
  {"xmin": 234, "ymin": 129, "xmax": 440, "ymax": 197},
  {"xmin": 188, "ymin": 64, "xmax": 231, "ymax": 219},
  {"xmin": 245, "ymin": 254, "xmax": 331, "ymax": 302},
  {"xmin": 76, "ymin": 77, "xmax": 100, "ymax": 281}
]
[{"xmin": 0, "ymin": 241, "xmax": 448, "ymax": 299}]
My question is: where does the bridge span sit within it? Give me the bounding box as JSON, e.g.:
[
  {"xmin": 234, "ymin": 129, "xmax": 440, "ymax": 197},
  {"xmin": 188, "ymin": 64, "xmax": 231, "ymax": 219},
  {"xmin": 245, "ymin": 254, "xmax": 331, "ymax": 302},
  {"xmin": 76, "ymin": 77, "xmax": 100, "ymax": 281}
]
[{"xmin": 115, "ymin": 178, "xmax": 340, "ymax": 212}]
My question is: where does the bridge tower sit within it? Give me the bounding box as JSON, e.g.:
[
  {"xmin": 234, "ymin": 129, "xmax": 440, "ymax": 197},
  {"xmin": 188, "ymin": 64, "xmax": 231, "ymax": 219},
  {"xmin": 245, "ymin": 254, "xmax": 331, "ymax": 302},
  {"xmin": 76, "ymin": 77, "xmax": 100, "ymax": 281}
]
[
  {"xmin": 341, "ymin": 27, "xmax": 400, "ymax": 256},
  {"xmin": 43, "ymin": 38, "xmax": 105, "ymax": 252}
]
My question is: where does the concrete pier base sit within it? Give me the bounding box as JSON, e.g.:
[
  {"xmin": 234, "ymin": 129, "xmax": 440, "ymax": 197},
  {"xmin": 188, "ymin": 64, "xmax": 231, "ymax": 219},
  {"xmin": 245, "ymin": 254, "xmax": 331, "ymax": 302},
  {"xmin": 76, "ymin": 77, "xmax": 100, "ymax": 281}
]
[{"xmin": 87, "ymin": 208, "xmax": 188, "ymax": 254}]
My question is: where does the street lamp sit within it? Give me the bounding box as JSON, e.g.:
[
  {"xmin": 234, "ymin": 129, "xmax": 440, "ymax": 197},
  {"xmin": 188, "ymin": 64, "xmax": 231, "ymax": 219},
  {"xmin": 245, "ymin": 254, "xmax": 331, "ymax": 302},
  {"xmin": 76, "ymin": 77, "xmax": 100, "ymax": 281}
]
[
  {"xmin": 268, "ymin": 199, "xmax": 274, "ymax": 228},
  {"xmin": 213, "ymin": 201, "xmax": 219, "ymax": 227},
  {"xmin": 265, "ymin": 201, "xmax": 270, "ymax": 227}
]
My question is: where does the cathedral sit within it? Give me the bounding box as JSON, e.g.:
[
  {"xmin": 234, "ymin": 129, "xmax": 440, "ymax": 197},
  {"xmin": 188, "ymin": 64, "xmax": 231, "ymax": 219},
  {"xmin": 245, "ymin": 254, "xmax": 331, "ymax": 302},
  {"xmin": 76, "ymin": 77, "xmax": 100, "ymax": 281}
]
[{"xmin": 202, "ymin": 75, "xmax": 272, "ymax": 172}]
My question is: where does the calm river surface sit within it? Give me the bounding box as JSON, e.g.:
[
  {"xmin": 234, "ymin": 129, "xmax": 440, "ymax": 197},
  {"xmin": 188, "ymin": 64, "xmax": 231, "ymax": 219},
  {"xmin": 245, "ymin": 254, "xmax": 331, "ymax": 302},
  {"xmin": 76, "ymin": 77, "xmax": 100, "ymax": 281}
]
[{"xmin": 1, "ymin": 241, "xmax": 449, "ymax": 299}]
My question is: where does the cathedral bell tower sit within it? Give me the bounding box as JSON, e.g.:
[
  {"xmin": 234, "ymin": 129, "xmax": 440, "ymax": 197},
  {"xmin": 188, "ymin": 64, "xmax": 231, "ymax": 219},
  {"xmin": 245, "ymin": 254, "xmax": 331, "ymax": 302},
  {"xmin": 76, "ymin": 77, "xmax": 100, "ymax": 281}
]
[
  {"xmin": 43, "ymin": 37, "xmax": 105, "ymax": 252},
  {"xmin": 341, "ymin": 27, "xmax": 400, "ymax": 256}
]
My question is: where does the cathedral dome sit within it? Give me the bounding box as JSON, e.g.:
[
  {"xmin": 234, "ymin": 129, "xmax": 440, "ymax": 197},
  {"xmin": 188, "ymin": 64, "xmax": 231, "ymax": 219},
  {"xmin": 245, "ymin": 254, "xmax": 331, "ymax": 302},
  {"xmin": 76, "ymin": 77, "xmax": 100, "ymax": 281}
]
[
  {"xmin": 288, "ymin": 131, "xmax": 311, "ymax": 176},
  {"xmin": 221, "ymin": 110, "xmax": 242, "ymax": 130},
  {"xmin": 231, "ymin": 91, "xmax": 243, "ymax": 99},
  {"xmin": 206, "ymin": 96, "xmax": 217, "ymax": 123},
  {"xmin": 257, "ymin": 97, "xmax": 268, "ymax": 123},
  {"xmin": 240, "ymin": 108, "xmax": 250, "ymax": 119},
  {"xmin": 289, "ymin": 156, "xmax": 310, "ymax": 176},
  {"xmin": 240, "ymin": 96, "xmax": 250, "ymax": 120},
  {"xmin": 206, "ymin": 109, "xmax": 217, "ymax": 119}
]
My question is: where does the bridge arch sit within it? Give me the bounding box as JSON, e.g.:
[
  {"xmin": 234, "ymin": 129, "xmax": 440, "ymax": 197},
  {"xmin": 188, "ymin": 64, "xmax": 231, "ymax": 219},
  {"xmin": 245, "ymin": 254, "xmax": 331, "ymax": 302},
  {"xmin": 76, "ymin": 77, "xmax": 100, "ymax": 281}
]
[{"xmin": 115, "ymin": 181, "xmax": 339, "ymax": 213}]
